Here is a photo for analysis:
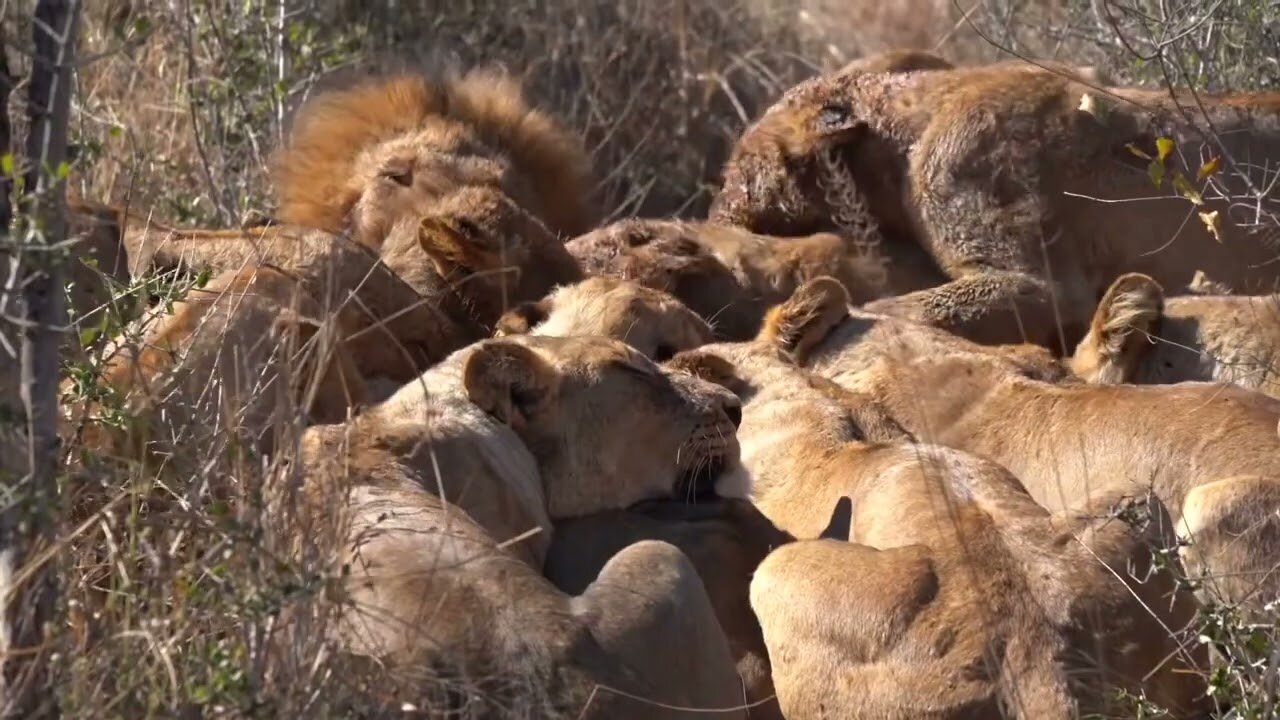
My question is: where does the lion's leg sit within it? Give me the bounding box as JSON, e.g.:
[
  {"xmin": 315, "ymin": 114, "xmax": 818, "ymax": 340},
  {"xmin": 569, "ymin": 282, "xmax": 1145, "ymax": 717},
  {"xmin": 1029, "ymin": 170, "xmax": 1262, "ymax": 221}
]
[
  {"xmin": 879, "ymin": 143, "xmax": 1095, "ymax": 351},
  {"xmin": 862, "ymin": 269, "xmax": 1074, "ymax": 349},
  {"xmin": 122, "ymin": 223, "xmax": 287, "ymax": 279},
  {"xmin": 570, "ymin": 540, "xmax": 747, "ymax": 719}
]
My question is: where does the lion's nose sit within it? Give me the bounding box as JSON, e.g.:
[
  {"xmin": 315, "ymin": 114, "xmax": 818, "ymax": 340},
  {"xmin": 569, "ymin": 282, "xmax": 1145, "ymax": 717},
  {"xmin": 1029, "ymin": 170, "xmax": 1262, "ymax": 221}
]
[{"xmin": 723, "ymin": 398, "xmax": 742, "ymax": 429}]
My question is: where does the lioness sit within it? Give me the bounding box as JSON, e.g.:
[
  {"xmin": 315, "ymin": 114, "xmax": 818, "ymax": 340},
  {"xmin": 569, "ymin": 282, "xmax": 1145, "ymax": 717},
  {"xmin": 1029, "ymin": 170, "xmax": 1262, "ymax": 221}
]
[
  {"xmin": 782, "ymin": 277, "xmax": 1280, "ymax": 610},
  {"xmin": 711, "ymin": 64, "xmax": 1280, "ymax": 351},
  {"xmin": 290, "ymin": 335, "xmax": 748, "ymax": 717},
  {"xmin": 566, "ymin": 218, "xmax": 901, "ymax": 340},
  {"xmin": 667, "ymin": 335, "xmax": 1207, "ymax": 719},
  {"xmin": 1073, "ymin": 272, "xmax": 1280, "ymax": 399},
  {"xmin": 495, "ymin": 277, "xmax": 713, "ymax": 361},
  {"xmin": 271, "ymin": 70, "xmax": 596, "ymax": 249}
]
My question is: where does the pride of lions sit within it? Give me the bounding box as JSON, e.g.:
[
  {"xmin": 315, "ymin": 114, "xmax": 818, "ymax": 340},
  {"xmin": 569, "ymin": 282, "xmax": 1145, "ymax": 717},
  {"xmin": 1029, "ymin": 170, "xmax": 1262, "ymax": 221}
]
[{"xmin": 62, "ymin": 48, "xmax": 1280, "ymax": 719}]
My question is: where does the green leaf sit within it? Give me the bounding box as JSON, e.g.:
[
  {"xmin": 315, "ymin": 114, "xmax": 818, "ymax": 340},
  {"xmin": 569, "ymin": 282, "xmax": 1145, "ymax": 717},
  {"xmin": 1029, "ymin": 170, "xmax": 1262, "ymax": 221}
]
[
  {"xmin": 1, "ymin": 154, "xmax": 13, "ymax": 176},
  {"xmin": 194, "ymin": 268, "xmax": 212, "ymax": 289},
  {"xmin": 1155, "ymin": 137, "xmax": 1175, "ymax": 162},
  {"xmin": 56, "ymin": 161, "xmax": 70, "ymax": 179},
  {"xmin": 1147, "ymin": 159, "xmax": 1165, "ymax": 188},
  {"xmin": 78, "ymin": 326, "xmax": 99, "ymax": 348},
  {"xmin": 1197, "ymin": 156, "xmax": 1220, "ymax": 182}
]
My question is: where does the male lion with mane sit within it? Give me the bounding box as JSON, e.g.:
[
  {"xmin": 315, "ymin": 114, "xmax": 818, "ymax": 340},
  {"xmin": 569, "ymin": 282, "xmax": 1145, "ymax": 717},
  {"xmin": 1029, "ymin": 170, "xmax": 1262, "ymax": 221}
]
[{"xmin": 270, "ymin": 69, "xmax": 597, "ymax": 249}]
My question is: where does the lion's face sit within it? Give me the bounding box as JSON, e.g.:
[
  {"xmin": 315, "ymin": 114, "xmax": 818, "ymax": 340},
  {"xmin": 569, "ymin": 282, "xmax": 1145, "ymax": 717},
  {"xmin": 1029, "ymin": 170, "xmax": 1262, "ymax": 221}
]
[
  {"xmin": 347, "ymin": 120, "xmax": 533, "ymax": 249},
  {"xmin": 567, "ymin": 221, "xmax": 762, "ymax": 339},
  {"xmin": 463, "ymin": 335, "xmax": 744, "ymax": 518},
  {"xmin": 494, "ymin": 277, "xmax": 713, "ymax": 362},
  {"xmin": 376, "ymin": 185, "xmax": 582, "ymax": 330},
  {"xmin": 761, "ymin": 74, "xmax": 868, "ymax": 156}
]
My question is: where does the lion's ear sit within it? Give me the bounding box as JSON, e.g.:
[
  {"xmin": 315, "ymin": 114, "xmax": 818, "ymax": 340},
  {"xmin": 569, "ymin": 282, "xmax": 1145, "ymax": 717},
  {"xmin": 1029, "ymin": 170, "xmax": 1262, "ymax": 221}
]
[
  {"xmin": 1074, "ymin": 273, "xmax": 1163, "ymax": 382},
  {"xmin": 759, "ymin": 276, "xmax": 850, "ymax": 362},
  {"xmin": 494, "ymin": 298, "xmax": 552, "ymax": 337},
  {"xmin": 463, "ymin": 340, "xmax": 560, "ymax": 429}
]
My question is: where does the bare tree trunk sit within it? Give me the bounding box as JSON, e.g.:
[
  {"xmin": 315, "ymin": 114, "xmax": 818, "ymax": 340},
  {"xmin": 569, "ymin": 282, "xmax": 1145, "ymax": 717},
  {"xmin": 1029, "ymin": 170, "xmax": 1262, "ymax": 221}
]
[{"xmin": 1, "ymin": 1, "xmax": 82, "ymax": 716}]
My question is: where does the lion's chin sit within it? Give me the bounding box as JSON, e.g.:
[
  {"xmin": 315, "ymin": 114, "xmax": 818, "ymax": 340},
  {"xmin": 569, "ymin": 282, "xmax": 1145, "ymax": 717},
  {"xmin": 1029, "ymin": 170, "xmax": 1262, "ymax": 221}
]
[
  {"xmin": 673, "ymin": 453, "xmax": 731, "ymax": 503},
  {"xmin": 712, "ymin": 461, "xmax": 752, "ymax": 500}
]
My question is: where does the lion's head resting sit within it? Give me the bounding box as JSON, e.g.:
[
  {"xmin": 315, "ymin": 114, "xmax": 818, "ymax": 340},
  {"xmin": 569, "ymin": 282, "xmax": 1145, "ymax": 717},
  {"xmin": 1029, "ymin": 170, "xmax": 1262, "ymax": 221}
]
[
  {"xmin": 462, "ymin": 335, "xmax": 744, "ymax": 516},
  {"xmin": 752, "ymin": 74, "xmax": 870, "ymax": 158},
  {"xmin": 404, "ymin": 184, "xmax": 581, "ymax": 319},
  {"xmin": 494, "ymin": 277, "xmax": 713, "ymax": 362},
  {"xmin": 566, "ymin": 220, "xmax": 761, "ymax": 339},
  {"xmin": 271, "ymin": 71, "xmax": 596, "ymax": 248}
]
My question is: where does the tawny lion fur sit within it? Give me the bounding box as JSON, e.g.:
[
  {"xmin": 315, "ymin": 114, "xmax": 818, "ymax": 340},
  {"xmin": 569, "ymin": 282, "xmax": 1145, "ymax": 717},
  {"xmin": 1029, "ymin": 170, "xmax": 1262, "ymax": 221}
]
[
  {"xmin": 68, "ymin": 263, "xmax": 367, "ymax": 460},
  {"xmin": 271, "ymin": 70, "xmax": 597, "ymax": 247},
  {"xmin": 782, "ymin": 277, "xmax": 1280, "ymax": 612},
  {"xmin": 566, "ymin": 218, "xmax": 905, "ymax": 340},
  {"xmin": 547, "ymin": 498, "xmax": 792, "ymax": 720},
  {"xmin": 121, "ymin": 191, "xmax": 583, "ymax": 367},
  {"xmin": 118, "ymin": 223, "xmax": 471, "ymax": 384},
  {"xmin": 711, "ymin": 64, "xmax": 1280, "ymax": 351},
  {"xmin": 668, "ymin": 324, "xmax": 1207, "ymax": 719},
  {"xmin": 1073, "ymin": 272, "xmax": 1280, "ymax": 400},
  {"xmin": 495, "ymin": 277, "xmax": 713, "ymax": 362},
  {"xmin": 285, "ymin": 335, "xmax": 749, "ymax": 717},
  {"xmin": 838, "ymin": 49, "xmax": 1110, "ymax": 85}
]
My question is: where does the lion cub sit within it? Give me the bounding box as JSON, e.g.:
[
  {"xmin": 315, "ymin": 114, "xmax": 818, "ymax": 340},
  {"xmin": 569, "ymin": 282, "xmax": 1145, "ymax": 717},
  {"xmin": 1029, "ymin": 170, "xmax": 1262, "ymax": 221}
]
[
  {"xmin": 668, "ymin": 323, "xmax": 1207, "ymax": 719},
  {"xmin": 288, "ymin": 335, "xmax": 747, "ymax": 717},
  {"xmin": 1073, "ymin": 272, "xmax": 1280, "ymax": 400}
]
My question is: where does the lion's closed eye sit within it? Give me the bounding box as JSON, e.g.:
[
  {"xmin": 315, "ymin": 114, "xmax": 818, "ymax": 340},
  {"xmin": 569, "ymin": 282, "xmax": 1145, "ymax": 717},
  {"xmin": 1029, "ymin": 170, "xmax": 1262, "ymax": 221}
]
[{"xmin": 378, "ymin": 162, "xmax": 414, "ymax": 187}]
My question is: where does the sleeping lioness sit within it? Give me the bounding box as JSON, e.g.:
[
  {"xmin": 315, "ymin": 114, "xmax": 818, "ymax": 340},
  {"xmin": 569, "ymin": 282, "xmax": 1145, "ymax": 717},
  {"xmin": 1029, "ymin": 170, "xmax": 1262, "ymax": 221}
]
[
  {"xmin": 286, "ymin": 335, "xmax": 748, "ymax": 717},
  {"xmin": 781, "ymin": 277, "xmax": 1280, "ymax": 612},
  {"xmin": 1072, "ymin": 272, "xmax": 1280, "ymax": 400},
  {"xmin": 667, "ymin": 333, "xmax": 1207, "ymax": 719}
]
